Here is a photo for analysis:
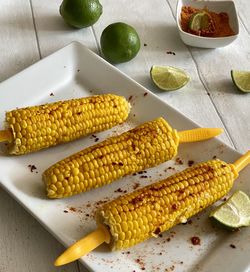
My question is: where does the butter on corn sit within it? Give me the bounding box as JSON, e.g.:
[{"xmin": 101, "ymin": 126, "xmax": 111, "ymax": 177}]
[
  {"xmin": 96, "ymin": 159, "xmax": 238, "ymax": 250},
  {"xmin": 43, "ymin": 117, "xmax": 180, "ymax": 198},
  {"xmin": 5, "ymin": 94, "xmax": 130, "ymax": 155}
]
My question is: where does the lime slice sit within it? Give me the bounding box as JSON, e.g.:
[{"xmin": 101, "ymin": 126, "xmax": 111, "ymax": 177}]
[
  {"xmin": 231, "ymin": 70, "xmax": 250, "ymax": 92},
  {"xmin": 210, "ymin": 190, "xmax": 250, "ymax": 229},
  {"xmin": 189, "ymin": 11, "xmax": 210, "ymax": 31},
  {"xmin": 150, "ymin": 65, "xmax": 190, "ymax": 91}
]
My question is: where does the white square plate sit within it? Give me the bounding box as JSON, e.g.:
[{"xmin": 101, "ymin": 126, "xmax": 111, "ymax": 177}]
[{"xmin": 0, "ymin": 42, "xmax": 249, "ymax": 272}]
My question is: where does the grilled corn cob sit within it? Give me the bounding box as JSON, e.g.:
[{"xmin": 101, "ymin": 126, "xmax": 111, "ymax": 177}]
[
  {"xmin": 54, "ymin": 151, "xmax": 250, "ymax": 266},
  {"xmin": 43, "ymin": 117, "xmax": 222, "ymax": 198},
  {"xmin": 97, "ymin": 159, "xmax": 237, "ymax": 250},
  {"xmin": 1, "ymin": 94, "xmax": 130, "ymax": 155}
]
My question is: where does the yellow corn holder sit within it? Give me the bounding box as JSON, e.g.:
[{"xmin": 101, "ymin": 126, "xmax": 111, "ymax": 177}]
[
  {"xmin": 43, "ymin": 117, "xmax": 222, "ymax": 199},
  {"xmin": 54, "ymin": 150, "xmax": 250, "ymax": 266},
  {"xmin": 0, "ymin": 94, "xmax": 130, "ymax": 155}
]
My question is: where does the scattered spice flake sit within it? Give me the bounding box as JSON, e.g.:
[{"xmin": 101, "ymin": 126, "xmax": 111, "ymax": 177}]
[
  {"xmin": 135, "ymin": 258, "xmax": 145, "ymax": 271},
  {"xmin": 213, "ymin": 155, "xmax": 217, "ymax": 159},
  {"xmin": 172, "ymin": 204, "xmax": 177, "ymax": 210},
  {"xmin": 143, "ymin": 92, "xmax": 148, "ymax": 96},
  {"xmin": 28, "ymin": 164, "xmax": 37, "ymax": 173},
  {"xmin": 188, "ymin": 220, "xmax": 193, "ymax": 225},
  {"xmin": 180, "ymin": 261, "xmax": 184, "ymax": 264},
  {"xmin": 63, "ymin": 210, "xmax": 68, "ymax": 213},
  {"xmin": 69, "ymin": 207, "xmax": 77, "ymax": 212},
  {"xmin": 207, "ymin": 92, "xmax": 211, "ymax": 96},
  {"xmin": 223, "ymin": 197, "xmax": 227, "ymax": 202},
  {"xmin": 128, "ymin": 95, "xmax": 133, "ymax": 101},
  {"xmin": 133, "ymin": 182, "xmax": 140, "ymax": 190},
  {"xmin": 95, "ymin": 199, "xmax": 109, "ymax": 206},
  {"xmin": 230, "ymin": 244, "xmax": 236, "ymax": 249},
  {"xmin": 114, "ymin": 188, "xmax": 127, "ymax": 193},
  {"xmin": 144, "ymin": 43, "xmax": 147, "ymax": 46},
  {"xmin": 77, "ymin": 69, "xmax": 80, "ymax": 72},
  {"xmin": 86, "ymin": 203, "xmax": 91, "ymax": 207},
  {"xmin": 166, "ymin": 51, "xmax": 176, "ymax": 55},
  {"xmin": 86, "ymin": 213, "xmax": 90, "ymax": 217},
  {"xmin": 94, "ymin": 138, "xmax": 99, "ymax": 142},
  {"xmin": 188, "ymin": 160, "xmax": 194, "ymax": 167},
  {"xmin": 50, "ymin": 92, "xmax": 54, "ymax": 96},
  {"xmin": 154, "ymin": 227, "xmax": 161, "ymax": 235},
  {"xmin": 166, "ymin": 237, "xmax": 171, "ymax": 242},
  {"xmin": 175, "ymin": 157, "xmax": 183, "ymax": 165},
  {"xmin": 132, "ymin": 173, "xmax": 137, "ymax": 176},
  {"xmin": 140, "ymin": 175, "xmax": 148, "ymax": 179},
  {"xmin": 191, "ymin": 236, "xmax": 201, "ymax": 245}
]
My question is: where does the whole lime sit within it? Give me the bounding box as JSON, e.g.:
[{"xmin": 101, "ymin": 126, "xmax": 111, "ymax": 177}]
[
  {"xmin": 100, "ymin": 22, "xmax": 140, "ymax": 64},
  {"xmin": 60, "ymin": 0, "xmax": 102, "ymax": 28}
]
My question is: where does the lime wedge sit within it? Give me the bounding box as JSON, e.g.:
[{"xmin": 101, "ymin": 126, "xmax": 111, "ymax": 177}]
[
  {"xmin": 150, "ymin": 65, "xmax": 190, "ymax": 91},
  {"xmin": 189, "ymin": 11, "xmax": 210, "ymax": 31},
  {"xmin": 210, "ymin": 190, "xmax": 250, "ymax": 229},
  {"xmin": 231, "ymin": 70, "xmax": 250, "ymax": 92}
]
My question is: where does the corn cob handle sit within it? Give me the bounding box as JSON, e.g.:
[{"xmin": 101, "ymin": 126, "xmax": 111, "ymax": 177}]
[
  {"xmin": 0, "ymin": 94, "xmax": 130, "ymax": 155},
  {"xmin": 54, "ymin": 151, "xmax": 250, "ymax": 266},
  {"xmin": 43, "ymin": 117, "xmax": 222, "ymax": 199}
]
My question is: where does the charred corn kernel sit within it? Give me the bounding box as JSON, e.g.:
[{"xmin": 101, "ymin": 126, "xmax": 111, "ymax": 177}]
[
  {"xmin": 5, "ymin": 94, "xmax": 130, "ymax": 155},
  {"xmin": 43, "ymin": 117, "xmax": 180, "ymax": 198},
  {"xmin": 95, "ymin": 159, "xmax": 238, "ymax": 250}
]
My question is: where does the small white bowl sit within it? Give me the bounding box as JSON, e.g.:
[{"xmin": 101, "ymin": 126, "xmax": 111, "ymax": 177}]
[{"xmin": 176, "ymin": 0, "xmax": 239, "ymax": 48}]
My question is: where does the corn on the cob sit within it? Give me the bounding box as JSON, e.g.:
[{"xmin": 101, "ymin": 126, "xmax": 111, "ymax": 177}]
[
  {"xmin": 96, "ymin": 159, "xmax": 238, "ymax": 250},
  {"xmin": 43, "ymin": 117, "xmax": 223, "ymax": 199},
  {"xmin": 43, "ymin": 117, "xmax": 180, "ymax": 198},
  {"xmin": 54, "ymin": 151, "xmax": 250, "ymax": 266},
  {"xmin": 2, "ymin": 94, "xmax": 130, "ymax": 155}
]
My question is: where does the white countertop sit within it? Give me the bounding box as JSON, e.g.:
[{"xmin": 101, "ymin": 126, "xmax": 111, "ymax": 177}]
[{"xmin": 0, "ymin": 0, "xmax": 249, "ymax": 271}]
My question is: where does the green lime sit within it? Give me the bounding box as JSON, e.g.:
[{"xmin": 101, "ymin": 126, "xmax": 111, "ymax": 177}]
[
  {"xmin": 231, "ymin": 70, "xmax": 250, "ymax": 92},
  {"xmin": 150, "ymin": 65, "xmax": 190, "ymax": 91},
  {"xmin": 210, "ymin": 190, "xmax": 250, "ymax": 229},
  {"xmin": 60, "ymin": 0, "xmax": 102, "ymax": 28},
  {"xmin": 188, "ymin": 11, "xmax": 210, "ymax": 31},
  {"xmin": 100, "ymin": 22, "xmax": 140, "ymax": 64}
]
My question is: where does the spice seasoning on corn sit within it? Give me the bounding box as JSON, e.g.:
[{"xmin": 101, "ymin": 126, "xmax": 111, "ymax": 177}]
[
  {"xmin": 43, "ymin": 116, "xmax": 223, "ymax": 199},
  {"xmin": 54, "ymin": 151, "xmax": 250, "ymax": 266},
  {"xmin": 0, "ymin": 94, "xmax": 130, "ymax": 155},
  {"xmin": 181, "ymin": 6, "xmax": 235, "ymax": 37}
]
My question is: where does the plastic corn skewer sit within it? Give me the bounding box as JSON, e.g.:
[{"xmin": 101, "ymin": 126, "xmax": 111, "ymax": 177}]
[
  {"xmin": 0, "ymin": 94, "xmax": 130, "ymax": 155},
  {"xmin": 54, "ymin": 150, "xmax": 250, "ymax": 266},
  {"xmin": 43, "ymin": 117, "xmax": 222, "ymax": 198}
]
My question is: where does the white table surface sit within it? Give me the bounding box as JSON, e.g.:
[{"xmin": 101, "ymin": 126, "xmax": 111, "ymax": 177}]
[{"xmin": 0, "ymin": 0, "xmax": 249, "ymax": 271}]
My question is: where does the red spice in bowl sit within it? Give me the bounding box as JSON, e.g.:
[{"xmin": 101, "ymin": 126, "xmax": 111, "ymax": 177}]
[{"xmin": 181, "ymin": 6, "xmax": 235, "ymax": 37}]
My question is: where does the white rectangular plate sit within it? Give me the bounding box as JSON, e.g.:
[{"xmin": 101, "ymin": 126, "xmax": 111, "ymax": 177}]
[{"xmin": 0, "ymin": 42, "xmax": 249, "ymax": 272}]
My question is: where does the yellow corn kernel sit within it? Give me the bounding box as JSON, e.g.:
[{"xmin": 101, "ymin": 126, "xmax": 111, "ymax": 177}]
[
  {"xmin": 43, "ymin": 117, "xmax": 180, "ymax": 198},
  {"xmin": 6, "ymin": 94, "xmax": 130, "ymax": 155},
  {"xmin": 95, "ymin": 159, "xmax": 237, "ymax": 250}
]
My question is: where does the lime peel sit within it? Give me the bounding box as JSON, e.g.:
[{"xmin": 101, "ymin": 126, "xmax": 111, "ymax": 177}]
[
  {"xmin": 231, "ymin": 70, "xmax": 250, "ymax": 93},
  {"xmin": 210, "ymin": 190, "xmax": 250, "ymax": 229},
  {"xmin": 189, "ymin": 11, "xmax": 210, "ymax": 31},
  {"xmin": 150, "ymin": 65, "xmax": 190, "ymax": 91}
]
